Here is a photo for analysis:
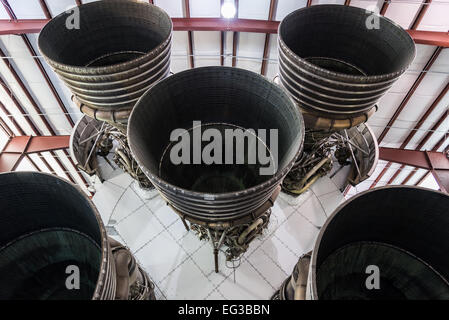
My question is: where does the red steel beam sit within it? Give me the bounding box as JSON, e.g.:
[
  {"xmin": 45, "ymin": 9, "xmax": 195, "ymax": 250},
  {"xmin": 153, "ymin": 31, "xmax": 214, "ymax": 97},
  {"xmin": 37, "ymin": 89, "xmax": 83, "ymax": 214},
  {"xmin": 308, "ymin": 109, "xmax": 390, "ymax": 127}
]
[
  {"xmin": 370, "ymin": 48, "xmax": 443, "ymax": 188},
  {"xmin": 30, "ymin": 2, "xmax": 90, "ymax": 189},
  {"xmin": 174, "ymin": 18, "xmax": 277, "ymax": 33},
  {"xmin": 26, "ymin": 154, "xmax": 41, "ymax": 172},
  {"xmin": 433, "ymin": 132, "xmax": 449, "ymax": 151},
  {"xmin": 405, "ymin": 80, "xmax": 448, "ymax": 148},
  {"xmin": 385, "ymin": 74, "xmax": 448, "ymax": 185},
  {"xmin": 0, "ymin": 66, "xmax": 77, "ymax": 184},
  {"xmin": 28, "ymin": 3, "xmax": 89, "ymax": 188},
  {"xmin": 75, "ymin": 0, "xmax": 83, "ymax": 6},
  {"xmin": 0, "ymin": 116, "xmax": 13, "ymax": 137},
  {"xmin": 0, "ymin": 18, "xmax": 448, "ymax": 46},
  {"xmin": 219, "ymin": 0, "xmax": 225, "ymax": 67},
  {"xmin": 307, "ymin": 0, "xmax": 313, "ymax": 6},
  {"xmin": 387, "ymin": 109, "xmax": 448, "ymax": 185},
  {"xmin": 26, "ymin": 135, "xmax": 70, "ymax": 154},
  {"xmin": 0, "ymin": 76, "xmax": 39, "ymax": 135},
  {"xmin": 21, "ymin": 32, "xmax": 75, "ymax": 128},
  {"xmin": 38, "ymin": 0, "xmax": 52, "ymax": 20},
  {"xmin": 414, "ymin": 136, "xmax": 449, "ymax": 187},
  {"xmin": 378, "ymin": 47, "xmax": 442, "ymax": 144},
  {"xmin": 220, "ymin": 31, "xmax": 225, "ymax": 66},
  {"xmin": 0, "ymin": 136, "xmax": 30, "ymax": 172},
  {"xmin": 0, "ymin": 47, "xmax": 55, "ymax": 134},
  {"xmin": 184, "ymin": 0, "xmax": 195, "ymax": 69},
  {"xmin": 410, "ymin": 0, "xmax": 432, "ymax": 30},
  {"xmin": 416, "ymin": 110, "xmax": 448, "ymax": 150},
  {"xmin": 415, "ymin": 170, "xmax": 431, "ymax": 186},
  {"xmin": 400, "ymin": 112, "xmax": 449, "ymax": 184},
  {"xmin": 379, "ymin": 147, "xmax": 449, "ymax": 192},
  {"xmin": 2, "ymin": 136, "xmax": 31, "ymax": 153},
  {"xmin": 0, "ymin": 101, "xmax": 25, "ymax": 136},
  {"xmin": 0, "ymin": 20, "xmax": 47, "ymax": 34},
  {"xmin": 232, "ymin": 31, "xmax": 238, "ymax": 67},
  {"xmin": 379, "ymin": 147, "xmax": 448, "ymax": 170},
  {"xmin": 261, "ymin": 0, "xmax": 277, "ymax": 76},
  {"xmin": 0, "ymin": 153, "xmax": 22, "ymax": 172},
  {"xmin": 407, "ymin": 30, "xmax": 449, "ymax": 47},
  {"xmin": 0, "ymin": 135, "xmax": 70, "ymax": 172},
  {"xmin": 0, "ymin": 42, "xmax": 85, "ymax": 186},
  {"xmin": 433, "ymin": 168, "xmax": 449, "ymax": 193},
  {"xmin": 380, "ymin": 1, "xmax": 389, "ymax": 15},
  {"xmin": 0, "ymin": 99, "xmax": 54, "ymax": 174},
  {"xmin": 232, "ymin": 0, "xmax": 240, "ymax": 68}
]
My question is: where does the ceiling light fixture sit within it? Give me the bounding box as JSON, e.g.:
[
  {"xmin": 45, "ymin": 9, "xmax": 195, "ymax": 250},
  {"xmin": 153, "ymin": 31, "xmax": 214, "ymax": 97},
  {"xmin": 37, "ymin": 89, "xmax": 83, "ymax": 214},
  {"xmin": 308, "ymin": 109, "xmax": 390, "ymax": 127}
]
[{"xmin": 221, "ymin": 0, "xmax": 236, "ymax": 19}]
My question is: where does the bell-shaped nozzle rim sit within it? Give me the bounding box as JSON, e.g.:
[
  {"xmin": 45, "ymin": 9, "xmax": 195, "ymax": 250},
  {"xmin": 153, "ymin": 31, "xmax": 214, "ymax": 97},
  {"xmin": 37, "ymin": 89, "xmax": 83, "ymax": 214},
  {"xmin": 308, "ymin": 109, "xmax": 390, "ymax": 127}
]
[
  {"xmin": 278, "ymin": 4, "xmax": 416, "ymax": 84},
  {"xmin": 0, "ymin": 171, "xmax": 109, "ymax": 299},
  {"xmin": 38, "ymin": 0, "xmax": 172, "ymax": 74},
  {"xmin": 128, "ymin": 66, "xmax": 305, "ymax": 200},
  {"xmin": 309, "ymin": 185, "xmax": 449, "ymax": 299}
]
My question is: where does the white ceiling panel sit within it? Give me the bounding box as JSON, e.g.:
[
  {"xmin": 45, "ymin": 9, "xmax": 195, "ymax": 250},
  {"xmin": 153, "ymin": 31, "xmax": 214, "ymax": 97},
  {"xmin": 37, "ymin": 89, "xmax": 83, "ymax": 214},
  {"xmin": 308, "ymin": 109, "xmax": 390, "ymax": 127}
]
[
  {"xmin": 407, "ymin": 168, "xmax": 427, "ymax": 185},
  {"xmin": 0, "ymin": 3, "xmax": 11, "ymax": 19},
  {"xmin": 236, "ymin": 32, "xmax": 265, "ymax": 73},
  {"xmin": 430, "ymin": 48, "xmax": 449, "ymax": 73},
  {"xmin": 0, "ymin": 35, "xmax": 75, "ymax": 135},
  {"xmin": 265, "ymin": 34, "xmax": 279, "ymax": 80},
  {"xmin": 350, "ymin": 0, "xmax": 380, "ymax": 11},
  {"xmin": 8, "ymin": 0, "xmax": 47, "ymax": 19},
  {"xmin": 421, "ymin": 113, "xmax": 449, "ymax": 150},
  {"xmin": 224, "ymin": 31, "xmax": 233, "ymax": 67},
  {"xmin": 171, "ymin": 31, "xmax": 190, "ymax": 73},
  {"xmin": 26, "ymin": 34, "xmax": 80, "ymax": 123},
  {"xmin": 45, "ymin": 0, "xmax": 78, "ymax": 17},
  {"xmin": 239, "ymin": 0, "xmax": 271, "ymax": 20},
  {"xmin": 370, "ymin": 92, "xmax": 408, "ymax": 122},
  {"xmin": 388, "ymin": 72, "xmax": 420, "ymax": 94},
  {"xmin": 275, "ymin": 0, "xmax": 307, "ymax": 21},
  {"xmin": 437, "ymin": 135, "xmax": 449, "ymax": 152},
  {"xmin": 154, "ymin": 0, "xmax": 184, "ymax": 18},
  {"xmin": 190, "ymin": 0, "xmax": 221, "ymax": 17},
  {"xmin": 0, "ymin": 83, "xmax": 42, "ymax": 135},
  {"xmin": 0, "ymin": 109, "xmax": 20, "ymax": 136},
  {"xmin": 55, "ymin": 149, "xmax": 90, "ymax": 194},
  {"xmin": 418, "ymin": 171, "xmax": 440, "ymax": 190},
  {"xmin": 376, "ymin": 162, "xmax": 403, "ymax": 183},
  {"xmin": 404, "ymin": 97, "xmax": 449, "ymax": 148},
  {"xmin": 40, "ymin": 151, "xmax": 70, "ymax": 180},
  {"xmin": 367, "ymin": 114, "xmax": 388, "ymax": 138},
  {"xmin": 384, "ymin": 1, "xmax": 421, "ymax": 29},
  {"xmin": 414, "ymin": 73, "xmax": 449, "ymax": 96},
  {"xmin": 313, "ymin": 0, "xmax": 345, "ymax": 5},
  {"xmin": 417, "ymin": 0, "xmax": 449, "ymax": 32},
  {"xmin": 409, "ymin": 44, "xmax": 438, "ymax": 71},
  {"xmin": 193, "ymin": 31, "xmax": 221, "ymax": 67},
  {"xmin": 15, "ymin": 156, "xmax": 38, "ymax": 172},
  {"xmin": 27, "ymin": 153, "xmax": 51, "ymax": 173},
  {"xmin": 389, "ymin": 164, "xmax": 414, "ymax": 184}
]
